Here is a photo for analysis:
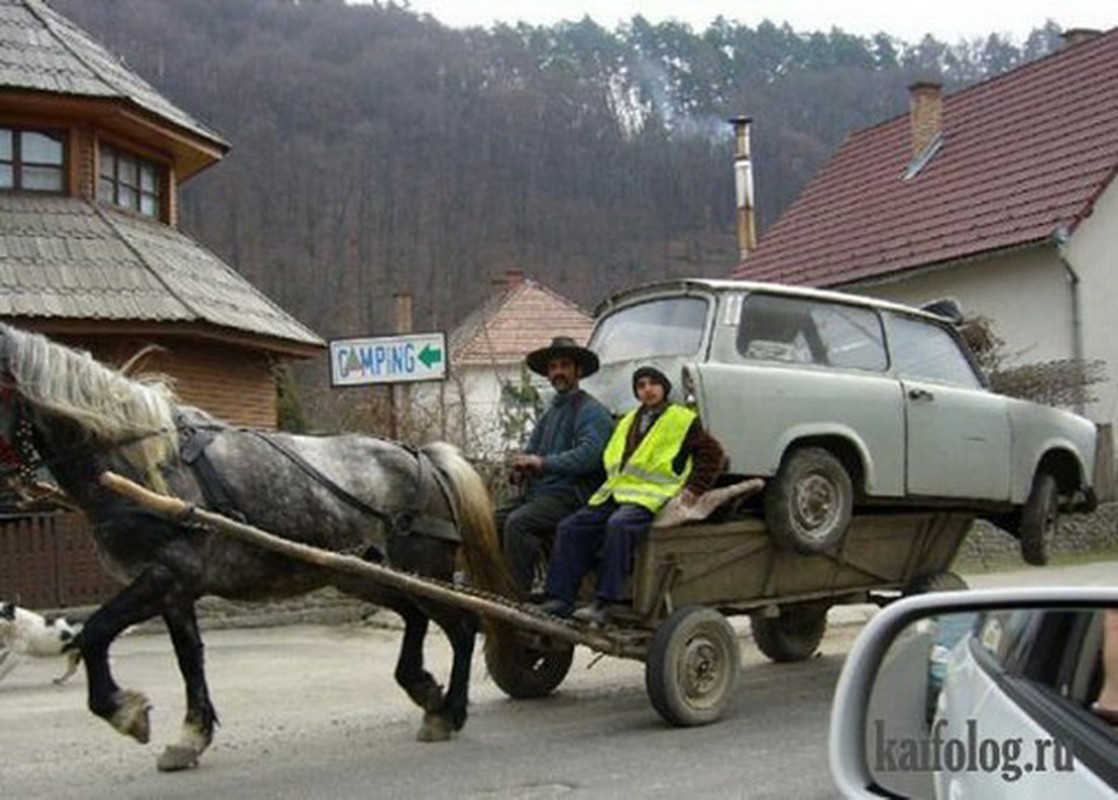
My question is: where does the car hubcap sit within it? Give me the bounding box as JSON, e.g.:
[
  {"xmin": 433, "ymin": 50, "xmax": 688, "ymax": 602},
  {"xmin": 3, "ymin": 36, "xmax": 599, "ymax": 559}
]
[
  {"xmin": 680, "ymin": 633, "xmax": 726, "ymax": 709},
  {"xmin": 794, "ymin": 474, "xmax": 837, "ymax": 535}
]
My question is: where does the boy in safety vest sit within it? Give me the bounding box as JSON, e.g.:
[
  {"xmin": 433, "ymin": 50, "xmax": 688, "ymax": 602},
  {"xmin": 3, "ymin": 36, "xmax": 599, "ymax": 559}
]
[{"xmin": 536, "ymin": 365, "xmax": 724, "ymax": 625}]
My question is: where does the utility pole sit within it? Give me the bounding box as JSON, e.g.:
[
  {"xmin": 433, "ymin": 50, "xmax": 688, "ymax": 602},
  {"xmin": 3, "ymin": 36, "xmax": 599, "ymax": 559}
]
[{"xmin": 391, "ymin": 292, "xmax": 413, "ymax": 439}]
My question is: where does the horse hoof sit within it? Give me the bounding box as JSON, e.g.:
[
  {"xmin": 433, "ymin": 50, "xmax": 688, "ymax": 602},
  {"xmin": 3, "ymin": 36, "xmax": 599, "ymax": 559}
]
[
  {"xmin": 157, "ymin": 744, "xmax": 200, "ymax": 772},
  {"xmin": 416, "ymin": 712, "xmax": 453, "ymax": 743},
  {"xmin": 111, "ymin": 689, "xmax": 152, "ymax": 744}
]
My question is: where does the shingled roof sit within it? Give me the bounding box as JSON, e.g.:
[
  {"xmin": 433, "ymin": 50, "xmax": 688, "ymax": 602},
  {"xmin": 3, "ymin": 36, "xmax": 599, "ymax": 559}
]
[
  {"xmin": 732, "ymin": 28, "xmax": 1118, "ymax": 287},
  {"xmin": 450, "ymin": 272, "xmax": 594, "ymax": 367},
  {"xmin": 0, "ymin": 194, "xmax": 322, "ymax": 351},
  {"xmin": 0, "ymin": 0, "xmax": 226, "ymax": 150}
]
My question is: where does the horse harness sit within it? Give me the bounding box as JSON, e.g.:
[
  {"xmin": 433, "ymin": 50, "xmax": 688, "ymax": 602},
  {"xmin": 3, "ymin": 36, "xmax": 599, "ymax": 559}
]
[{"xmin": 173, "ymin": 413, "xmax": 461, "ymax": 546}]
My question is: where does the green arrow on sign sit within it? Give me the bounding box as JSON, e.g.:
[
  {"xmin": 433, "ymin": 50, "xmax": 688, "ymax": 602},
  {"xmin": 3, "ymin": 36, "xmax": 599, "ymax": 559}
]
[{"xmin": 418, "ymin": 344, "xmax": 443, "ymax": 369}]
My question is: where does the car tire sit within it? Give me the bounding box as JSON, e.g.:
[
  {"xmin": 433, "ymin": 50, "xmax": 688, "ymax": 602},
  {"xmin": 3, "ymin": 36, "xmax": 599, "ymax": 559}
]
[
  {"xmin": 645, "ymin": 606, "xmax": 740, "ymax": 727},
  {"xmin": 750, "ymin": 603, "xmax": 828, "ymax": 663},
  {"xmin": 764, "ymin": 447, "xmax": 854, "ymax": 554},
  {"xmin": 1018, "ymin": 472, "xmax": 1059, "ymax": 567},
  {"xmin": 484, "ymin": 634, "xmax": 574, "ymax": 700}
]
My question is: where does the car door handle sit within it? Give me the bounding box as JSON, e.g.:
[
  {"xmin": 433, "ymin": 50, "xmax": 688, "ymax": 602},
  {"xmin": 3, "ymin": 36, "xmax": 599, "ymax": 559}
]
[{"xmin": 908, "ymin": 388, "xmax": 934, "ymax": 401}]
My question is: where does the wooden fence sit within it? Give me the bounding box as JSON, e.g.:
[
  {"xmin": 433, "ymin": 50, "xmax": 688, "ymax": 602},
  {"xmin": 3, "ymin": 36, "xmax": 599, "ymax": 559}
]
[{"xmin": 0, "ymin": 512, "xmax": 118, "ymax": 609}]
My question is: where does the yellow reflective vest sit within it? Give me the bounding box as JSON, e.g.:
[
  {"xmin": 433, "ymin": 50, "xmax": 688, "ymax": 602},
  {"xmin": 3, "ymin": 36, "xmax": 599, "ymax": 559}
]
[{"xmin": 589, "ymin": 404, "xmax": 697, "ymax": 512}]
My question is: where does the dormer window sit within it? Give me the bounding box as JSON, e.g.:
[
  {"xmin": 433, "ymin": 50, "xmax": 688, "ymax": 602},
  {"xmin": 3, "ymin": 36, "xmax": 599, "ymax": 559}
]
[
  {"xmin": 0, "ymin": 126, "xmax": 65, "ymax": 192},
  {"xmin": 99, "ymin": 143, "xmax": 163, "ymax": 218}
]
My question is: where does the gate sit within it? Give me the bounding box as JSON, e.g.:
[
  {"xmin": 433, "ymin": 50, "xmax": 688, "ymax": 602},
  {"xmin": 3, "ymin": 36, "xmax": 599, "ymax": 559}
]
[{"xmin": 0, "ymin": 512, "xmax": 119, "ymax": 609}]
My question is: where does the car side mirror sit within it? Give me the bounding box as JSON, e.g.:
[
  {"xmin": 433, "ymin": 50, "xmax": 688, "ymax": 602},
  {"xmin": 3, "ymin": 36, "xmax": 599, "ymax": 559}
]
[{"xmin": 829, "ymin": 587, "xmax": 1118, "ymax": 798}]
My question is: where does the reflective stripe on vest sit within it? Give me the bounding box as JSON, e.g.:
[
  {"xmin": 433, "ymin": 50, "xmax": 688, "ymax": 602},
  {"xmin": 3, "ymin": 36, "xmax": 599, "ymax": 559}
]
[{"xmin": 589, "ymin": 404, "xmax": 697, "ymax": 512}]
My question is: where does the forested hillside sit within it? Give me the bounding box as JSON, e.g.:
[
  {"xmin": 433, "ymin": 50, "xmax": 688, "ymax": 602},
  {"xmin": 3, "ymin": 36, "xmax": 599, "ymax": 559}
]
[{"xmin": 53, "ymin": 0, "xmax": 1062, "ymax": 338}]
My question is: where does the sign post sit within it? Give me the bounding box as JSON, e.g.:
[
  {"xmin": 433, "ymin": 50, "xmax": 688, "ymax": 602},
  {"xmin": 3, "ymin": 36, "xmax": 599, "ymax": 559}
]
[{"xmin": 328, "ymin": 331, "xmax": 448, "ymax": 387}]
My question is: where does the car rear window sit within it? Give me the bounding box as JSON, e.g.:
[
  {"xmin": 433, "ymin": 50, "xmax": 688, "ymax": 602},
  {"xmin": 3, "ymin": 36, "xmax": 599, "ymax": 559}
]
[
  {"xmin": 737, "ymin": 293, "xmax": 887, "ymax": 371},
  {"xmin": 590, "ymin": 297, "xmax": 708, "ymax": 361}
]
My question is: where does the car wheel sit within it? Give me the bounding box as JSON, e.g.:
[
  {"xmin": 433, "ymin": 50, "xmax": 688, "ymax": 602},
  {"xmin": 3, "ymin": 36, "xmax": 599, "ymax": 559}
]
[
  {"xmin": 764, "ymin": 447, "xmax": 854, "ymax": 553},
  {"xmin": 484, "ymin": 634, "xmax": 574, "ymax": 700},
  {"xmin": 1018, "ymin": 472, "xmax": 1059, "ymax": 567},
  {"xmin": 645, "ymin": 606, "xmax": 740, "ymax": 727},
  {"xmin": 750, "ymin": 603, "xmax": 828, "ymax": 662},
  {"xmin": 904, "ymin": 571, "xmax": 968, "ymax": 595}
]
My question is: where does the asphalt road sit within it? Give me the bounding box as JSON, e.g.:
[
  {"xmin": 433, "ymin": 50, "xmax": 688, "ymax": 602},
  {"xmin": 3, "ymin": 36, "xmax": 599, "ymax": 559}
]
[
  {"xmin": 0, "ymin": 561, "xmax": 1112, "ymax": 799},
  {"xmin": 0, "ymin": 618, "xmax": 854, "ymax": 799}
]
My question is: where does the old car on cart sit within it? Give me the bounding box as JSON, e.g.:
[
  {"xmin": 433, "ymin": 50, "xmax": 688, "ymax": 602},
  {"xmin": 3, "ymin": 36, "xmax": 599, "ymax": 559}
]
[
  {"xmin": 581, "ymin": 279, "xmax": 1100, "ymax": 561},
  {"xmin": 483, "ymin": 279, "xmax": 1102, "ymax": 726}
]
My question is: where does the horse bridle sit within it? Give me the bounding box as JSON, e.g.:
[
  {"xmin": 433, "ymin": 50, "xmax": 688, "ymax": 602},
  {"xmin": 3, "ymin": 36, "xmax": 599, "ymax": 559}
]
[{"xmin": 0, "ymin": 386, "xmax": 44, "ymax": 487}]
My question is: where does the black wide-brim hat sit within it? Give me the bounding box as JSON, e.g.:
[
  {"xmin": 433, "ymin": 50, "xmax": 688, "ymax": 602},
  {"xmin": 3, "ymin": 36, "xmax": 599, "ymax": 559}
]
[{"xmin": 526, "ymin": 336, "xmax": 600, "ymax": 378}]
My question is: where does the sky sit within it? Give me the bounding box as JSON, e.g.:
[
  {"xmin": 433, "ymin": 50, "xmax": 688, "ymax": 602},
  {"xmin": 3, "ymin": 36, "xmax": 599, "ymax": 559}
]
[{"xmin": 390, "ymin": 0, "xmax": 1115, "ymax": 43}]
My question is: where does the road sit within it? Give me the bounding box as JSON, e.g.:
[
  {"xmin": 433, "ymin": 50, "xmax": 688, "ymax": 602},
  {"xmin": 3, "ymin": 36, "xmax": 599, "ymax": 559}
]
[{"xmin": 0, "ymin": 562, "xmax": 1112, "ymax": 799}]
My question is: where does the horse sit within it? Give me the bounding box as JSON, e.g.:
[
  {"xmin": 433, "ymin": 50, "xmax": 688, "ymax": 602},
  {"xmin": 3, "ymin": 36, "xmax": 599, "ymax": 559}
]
[{"xmin": 0, "ymin": 323, "xmax": 515, "ymax": 772}]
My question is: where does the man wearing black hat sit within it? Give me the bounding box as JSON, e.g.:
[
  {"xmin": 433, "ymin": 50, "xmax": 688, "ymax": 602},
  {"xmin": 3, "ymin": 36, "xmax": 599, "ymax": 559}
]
[
  {"xmin": 498, "ymin": 336, "xmax": 614, "ymax": 597},
  {"xmin": 536, "ymin": 364, "xmax": 724, "ymax": 625}
]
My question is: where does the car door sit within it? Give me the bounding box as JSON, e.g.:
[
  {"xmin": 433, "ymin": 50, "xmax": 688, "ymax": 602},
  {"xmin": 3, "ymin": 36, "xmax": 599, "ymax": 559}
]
[
  {"xmin": 698, "ymin": 292, "xmax": 905, "ymax": 496},
  {"xmin": 887, "ymin": 313, "xmax": 1011, "ymax": 502}
]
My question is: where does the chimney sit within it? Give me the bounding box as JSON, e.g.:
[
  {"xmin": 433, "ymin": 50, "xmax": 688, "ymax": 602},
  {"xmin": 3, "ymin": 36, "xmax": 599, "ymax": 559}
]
[
  {"xmin": 908, "ymin": 81, "xmax": 943, "ymax": 158},
  {"xmin": 730, "ymin": 116, "xmax": 757, "ymax": 260},
  {"xmin": 1061, "ymin": 28, "xmax": 1101, "ymax": 49},
  {"xmin": 491, "ymin": 269, "xmax": 525, "ymax": 293}
]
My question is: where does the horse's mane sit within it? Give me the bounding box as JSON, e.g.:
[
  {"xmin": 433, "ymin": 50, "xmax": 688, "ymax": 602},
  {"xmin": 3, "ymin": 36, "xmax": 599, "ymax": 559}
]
[{"xmin": 1, "ymin": 324, "xmax": 179, "ymax": 489}]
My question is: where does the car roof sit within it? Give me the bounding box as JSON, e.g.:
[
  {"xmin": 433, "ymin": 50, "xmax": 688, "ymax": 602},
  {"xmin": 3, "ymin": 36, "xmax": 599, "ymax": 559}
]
[{"xmin": 593, "ymin": 278, "xmax": 953, "ymax": 324}]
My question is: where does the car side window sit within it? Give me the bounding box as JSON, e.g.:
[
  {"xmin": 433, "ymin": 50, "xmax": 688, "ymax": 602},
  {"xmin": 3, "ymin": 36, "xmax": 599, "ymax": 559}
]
[
  {"xmin": 888, "ymin": 314, "xmax": 982, "ymax": 388},
  {"xmin": 738, "ymin": 293, "xmax": 886, "ymax": 371}
]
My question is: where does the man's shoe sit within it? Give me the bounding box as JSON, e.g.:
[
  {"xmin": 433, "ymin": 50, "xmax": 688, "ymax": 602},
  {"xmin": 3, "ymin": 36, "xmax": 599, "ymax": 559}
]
[
  {"xmin": 572, "ymin": 600, "xmax": 611, "ymax": 626},
  {"xmin": 534, "ymin": 598, "xmax": 574, "ymax": 618}
]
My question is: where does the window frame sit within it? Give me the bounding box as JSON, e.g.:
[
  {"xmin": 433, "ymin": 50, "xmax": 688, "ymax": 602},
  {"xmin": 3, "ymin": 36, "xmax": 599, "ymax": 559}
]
[
  {"xmin": 736, "ymin": 292, "xmax": 889, "ymax": 372},
  {"xmin": 97, "ymin": 140, "xmax": 166, "ymax": 220},
  {"xmin": 0, "ymin": 125, "xmax": 68, "ymax": 194}
]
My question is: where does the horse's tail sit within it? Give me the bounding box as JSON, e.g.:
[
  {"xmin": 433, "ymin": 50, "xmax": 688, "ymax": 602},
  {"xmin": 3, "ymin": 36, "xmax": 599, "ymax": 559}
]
[{"xmin": 421, "ymin": 443, "xmax": 516, "ymax": 602}]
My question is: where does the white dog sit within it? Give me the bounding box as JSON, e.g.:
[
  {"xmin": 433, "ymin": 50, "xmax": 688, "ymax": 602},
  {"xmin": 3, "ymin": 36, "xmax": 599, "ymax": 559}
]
[{"xmin": 0, "ymin": 601, "xmax": 82, "ymax": 685}]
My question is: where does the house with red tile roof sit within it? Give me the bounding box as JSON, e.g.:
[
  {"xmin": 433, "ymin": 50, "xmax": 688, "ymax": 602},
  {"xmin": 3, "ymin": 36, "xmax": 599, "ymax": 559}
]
[
  {"xmin": 415, "ymin": 270, "xmax": 595, "ymax": 459},
  {"xmin": 732, "ymin": 28, "xmax": 1118, "ymax": 425}
]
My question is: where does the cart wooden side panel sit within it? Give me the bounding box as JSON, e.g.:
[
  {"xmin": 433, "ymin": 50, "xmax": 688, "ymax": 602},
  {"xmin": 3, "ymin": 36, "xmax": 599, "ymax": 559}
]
[{"xmin": 632, "ymin": 511, "xmax": 974, "ymax": 617}]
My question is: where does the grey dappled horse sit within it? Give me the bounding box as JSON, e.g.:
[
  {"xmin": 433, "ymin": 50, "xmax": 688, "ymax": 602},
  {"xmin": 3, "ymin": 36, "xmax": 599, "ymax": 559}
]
[{"xmin": 0, "ymin": 324, "xmax": 513, "ymax": 771}]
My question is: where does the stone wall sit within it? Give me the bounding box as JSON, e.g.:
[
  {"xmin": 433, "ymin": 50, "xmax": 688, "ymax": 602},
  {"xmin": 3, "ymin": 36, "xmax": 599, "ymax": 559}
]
[{"xmin": 959, "ymin": 502, "xmax": 1118, "ymax": 564}]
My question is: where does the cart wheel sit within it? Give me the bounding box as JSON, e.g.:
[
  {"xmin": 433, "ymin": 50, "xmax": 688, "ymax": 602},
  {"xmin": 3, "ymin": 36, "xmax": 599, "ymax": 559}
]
[
  {"xmin": 484, "ymin": 634, "xmax": 574, "ymax": 700},
  {"xmin": 904, "ymin": 571, "xmax": 968, "ymax": 595},
  {"xmin": 750, "ymin": 603, "xmax": 828, "ymax": 663},
  {"xmin": 645, "ymin": 606, "xmax": 740, "ymax": 727},
  {"xmin": 1018, "ymin": 472, "xmax": 1059, "ymax": 567},
  {"xmin": 764, "ymin": 447, "xmax": 853, "ymax": 554}
]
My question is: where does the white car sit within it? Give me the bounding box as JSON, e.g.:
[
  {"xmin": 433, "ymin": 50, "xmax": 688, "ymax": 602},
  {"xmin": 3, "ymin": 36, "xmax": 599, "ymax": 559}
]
[
  {"xmin": 830, "ymin": 588, "xmax": 1118, "ymax": 799},
  {"xmin": 582, "ymin": 279, "xmax": 1101, "ymax": 561}
]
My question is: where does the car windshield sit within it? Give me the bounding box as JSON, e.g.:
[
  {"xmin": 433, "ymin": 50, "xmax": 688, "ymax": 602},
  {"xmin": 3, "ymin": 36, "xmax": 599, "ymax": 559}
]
[{"xmin": 590, "ymin": 296, "xmax": 708, "ymax": 362}]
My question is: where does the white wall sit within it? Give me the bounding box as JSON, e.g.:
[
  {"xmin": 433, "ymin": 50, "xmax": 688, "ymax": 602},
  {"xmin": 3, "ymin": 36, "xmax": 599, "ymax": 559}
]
[
  {"xmin": 1067, "ymin": 181, "xmax": 1118, "ymax": 425},
  {"xmin": 845, "ymin": 201, "xmax": 1118, "ymax": 431},
  {"xmin": 854, "ymin": 248, "xmax": 1073, "ymax": 369}
]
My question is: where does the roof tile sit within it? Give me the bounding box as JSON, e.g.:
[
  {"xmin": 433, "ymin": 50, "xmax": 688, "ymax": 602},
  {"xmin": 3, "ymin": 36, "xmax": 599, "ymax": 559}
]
[
  {"xmin": 450, "ymin": 277, "xmax": 594, "ymax": 366},
  {"xmin": 0, "ymin": 194, "xmax": 322, "ymax": 346},
  {"xmin": 734, "ymin": 28, "xmax": 1118, "ymax": 286},
  {"xmin": 0, "ymin": 0, "xmax": 225, "ymax": 146}
]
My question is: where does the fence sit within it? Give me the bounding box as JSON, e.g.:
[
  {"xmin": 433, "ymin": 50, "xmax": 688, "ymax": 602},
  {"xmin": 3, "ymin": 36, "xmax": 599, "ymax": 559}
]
[{"xmin": 0, "ymin": 512, "xmax": 118, "ymax": 609}]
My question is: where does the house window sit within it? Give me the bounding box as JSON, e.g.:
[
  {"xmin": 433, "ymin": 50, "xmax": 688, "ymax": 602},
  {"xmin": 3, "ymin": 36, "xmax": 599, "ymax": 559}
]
[
  {"xmin": 99, "ymin": 143, "xmax": 162, "ymax": 217},
  {"xmin": 0, "ymin": 127, "xmax": 66, "ymax": 192}
]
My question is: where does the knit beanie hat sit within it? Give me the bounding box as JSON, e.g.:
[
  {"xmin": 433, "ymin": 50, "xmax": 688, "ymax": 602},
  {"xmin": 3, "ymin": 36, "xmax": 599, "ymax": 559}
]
[{"xmin": 632, "ymin": 365, "xmax": 672, "ymax": 398}]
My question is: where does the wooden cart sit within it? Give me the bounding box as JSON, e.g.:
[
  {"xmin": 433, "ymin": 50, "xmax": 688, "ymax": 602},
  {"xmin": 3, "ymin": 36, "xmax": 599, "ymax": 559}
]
[
  {"xmin": 484, "ymin": 510, "xmax": 974, "ymax": 726},
  {"xmin": 101, "ymin": 471, "xmax": 973, "ymax": 728}
]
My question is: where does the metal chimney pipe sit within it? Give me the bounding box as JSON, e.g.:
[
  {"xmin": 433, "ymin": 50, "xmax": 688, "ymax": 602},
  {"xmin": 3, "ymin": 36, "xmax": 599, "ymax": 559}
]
[{"xmin": 730, "ymin": 116, "xmax": 757, "ymax": 261}]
